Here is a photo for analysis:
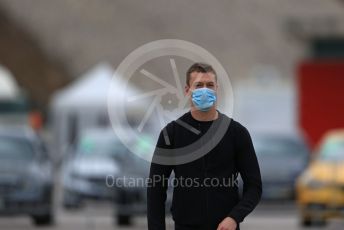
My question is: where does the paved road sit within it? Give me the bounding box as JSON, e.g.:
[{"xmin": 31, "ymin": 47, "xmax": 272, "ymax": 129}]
[{"xmin": 0, "ymin": 202, "xmax": 343, "ymax": 230}]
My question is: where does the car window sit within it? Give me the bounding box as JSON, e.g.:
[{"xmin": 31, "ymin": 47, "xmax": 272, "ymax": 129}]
[
  {"xmin": 76, "ymin": 136, "xmax": 127, "ymax": 159},
  {"xmin": 0, "ymin": 137, "xmax": 35, "ymax": 161},
  {"xmin": 76, "ymin": 135, "xmax": 147, "ymax": 167},
  {"xmin": 319, "ymin": 140, "xmax": 344, "ymax": 161},
  {"xmin": 253, "ymin": 137, "xmax": 308, "ymax": 158}
]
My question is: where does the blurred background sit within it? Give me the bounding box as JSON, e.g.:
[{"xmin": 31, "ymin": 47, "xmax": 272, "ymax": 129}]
[{"xmin": 1, "ymin": 0, "xmax": 344, "ymax": 229}]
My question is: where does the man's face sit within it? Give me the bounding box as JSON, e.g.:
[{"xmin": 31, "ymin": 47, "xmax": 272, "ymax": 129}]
[{"xmin": 185, "ymin": 71, "xmax": 218, "ymax": 96}]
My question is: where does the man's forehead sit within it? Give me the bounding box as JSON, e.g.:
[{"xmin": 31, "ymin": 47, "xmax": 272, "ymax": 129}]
[{"xmin": 190, "ymin": 72, "xmax": 216, "ymax": 83}]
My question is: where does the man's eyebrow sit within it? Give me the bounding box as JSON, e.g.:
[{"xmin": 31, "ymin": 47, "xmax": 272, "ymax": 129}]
[{"xmin": 193, "ymin": 81, "xmax": 216, "ymax": 84}]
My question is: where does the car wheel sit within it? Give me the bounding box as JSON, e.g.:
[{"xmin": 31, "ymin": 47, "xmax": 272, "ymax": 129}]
[
  {"xmin": 32, "ymin": 213, "xmax": 54, "ymax": 226},
  {"xmin": 301, "ymin": 216, "xmax": 312, "ymax": 227},
  {"xmin": 117, "ymin": 214, "xmax": 132, "ymax": 226},
  {"xmin": 301, "ymin": 216, "xmax": 327, "ymax": 227},
  {"xmin": 63, "ymin": 200, "xmax": 81, "ymax": 209},
  {"xmin": 63, "ymin": 191, "xmax": 82, "ymax": 209}
]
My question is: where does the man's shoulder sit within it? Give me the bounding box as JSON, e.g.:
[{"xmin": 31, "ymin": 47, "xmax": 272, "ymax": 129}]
[
  {"xmin": 160, "ymin": 112, "xmax": 187, "ymax": 132},
  {"xmin": 165, "ymin": 111, "xmax": 191, "ymax": 128},
  {"xmin": 228, "ymin": 117, "xmax": 250, "ymax": 134}
]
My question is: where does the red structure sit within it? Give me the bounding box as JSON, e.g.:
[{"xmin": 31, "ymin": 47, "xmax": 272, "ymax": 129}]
[{"xmin": 298, "ymin": 60, "xmax": 344, "ymax": 149}]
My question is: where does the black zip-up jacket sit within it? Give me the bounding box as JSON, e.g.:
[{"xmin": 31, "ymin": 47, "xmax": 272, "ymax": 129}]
[{"xmin": 147, "ymin": 110, "xmax": 262, "ymax": 230}]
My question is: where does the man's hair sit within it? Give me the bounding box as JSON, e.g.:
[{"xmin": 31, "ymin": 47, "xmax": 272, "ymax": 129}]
[{"xmin": 186, "ymin": 62, "xmax": 217, "ymax": 86}]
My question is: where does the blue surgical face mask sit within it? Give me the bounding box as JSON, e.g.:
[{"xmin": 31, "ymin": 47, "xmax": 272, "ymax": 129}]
[{"xmin": 191, "ymin": 87, "xmax": 217, "ymax": 112}]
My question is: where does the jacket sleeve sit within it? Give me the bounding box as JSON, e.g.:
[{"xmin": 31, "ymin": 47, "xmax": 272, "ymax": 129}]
[
  {"xmin": 227, "ymin": 123, "xmax": 262, "ymax": 224},
  {"xmin": 147, "ymin": 124, "xmax": 174, "ymax": 230}
]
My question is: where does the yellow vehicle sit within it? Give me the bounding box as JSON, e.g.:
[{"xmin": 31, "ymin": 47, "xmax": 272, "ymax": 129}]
[{"xmin": 296, "ymin": 129, "xmax": 344, "ymax": 227}]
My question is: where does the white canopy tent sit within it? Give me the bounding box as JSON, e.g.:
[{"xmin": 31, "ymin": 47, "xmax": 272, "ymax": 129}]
[
  {"xmin": 0, "ymin": 65, "xmax": 19, "ymax": 100},
  {"xmin": 50, "ymin": 62, "xmax": 144, "ymax": 157},
  {"xmin": 0, "ymin": 65, "xmax": 31, "ymax": 125}
]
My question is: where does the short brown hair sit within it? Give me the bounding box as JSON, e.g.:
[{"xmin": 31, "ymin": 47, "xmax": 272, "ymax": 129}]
[{"xmin": 186, "ymin": 62, "xmax": 217, "ymax": 86}]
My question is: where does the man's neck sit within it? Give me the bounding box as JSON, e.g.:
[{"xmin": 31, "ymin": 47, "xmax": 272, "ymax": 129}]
[{"xmin": 190, "ymin": 107, "xmax": 218, "ymax": 121}]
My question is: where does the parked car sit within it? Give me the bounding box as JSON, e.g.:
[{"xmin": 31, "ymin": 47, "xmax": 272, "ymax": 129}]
[
  {"xmin": 0, "ymin": 126, "xmax": 54, "ymax": 226},
  {"xmin": 62, "ymin": 128, "xmax": 122, "ymax": 208},
  {"xmin": 111, "ymin": 131, "xmax": 173, "ymax": 226},
  {"xmin": 296, "ymin": 129, "xmax": 344, "ymax": 227},
  {"xmin": 251, "ymin": 131, "xmax": 310, "ymax": 200},
  {"xmin": 62, "ymin": 127, "xmax": 172, "ymax": 226}
]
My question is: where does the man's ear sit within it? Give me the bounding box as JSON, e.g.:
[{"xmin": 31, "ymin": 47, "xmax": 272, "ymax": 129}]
[
  {"xmin": 185, "ymin": 85, "xmax": 190, "ymax": 95},
  {"xmin": 215, "ymin": 82, "xmax": 219, "ymax": 92}
]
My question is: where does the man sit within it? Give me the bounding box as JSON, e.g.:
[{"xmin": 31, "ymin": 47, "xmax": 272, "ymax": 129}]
[{"xmin": 147, "ymin": 63, "xmax": 262, "ymax": 230}]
